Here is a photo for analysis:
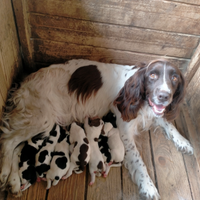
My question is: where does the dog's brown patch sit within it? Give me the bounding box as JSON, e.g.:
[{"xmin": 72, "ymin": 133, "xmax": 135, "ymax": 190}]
[
  {"xmin": 88, "ymin": 118, "xmax": 101, "ymax": 127},
  {"xmin": 97, "ymin": 161, "xmax": 103, "ymax": 170},
  {"xmin": 101, "ymin": 127, "xmax": 105, "ymax": 135},
  {"xmin": 68, "ymin": 65, "xmax": 103, "ymax": 103}
]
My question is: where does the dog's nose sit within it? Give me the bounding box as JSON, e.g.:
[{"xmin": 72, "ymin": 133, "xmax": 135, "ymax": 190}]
[{"xmin": 157, "ymin": 91, "xmax": 170, "ymax": 102}]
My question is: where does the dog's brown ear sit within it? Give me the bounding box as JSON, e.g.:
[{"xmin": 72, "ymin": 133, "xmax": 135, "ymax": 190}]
[
  {"xmin": 164, "ymin": 72, "xmax": 185, "ymax": 121},
  {"xmin": 113, "ymin": 66, "xmax": 147, "ymax": 122}
]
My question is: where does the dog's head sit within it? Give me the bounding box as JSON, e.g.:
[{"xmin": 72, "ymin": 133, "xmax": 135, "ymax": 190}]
[{"xmin": 114, "ymin": 59, "xmax": 185, "ymax": 121}]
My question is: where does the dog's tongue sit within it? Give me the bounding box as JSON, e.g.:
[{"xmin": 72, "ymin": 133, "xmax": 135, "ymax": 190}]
[{"xmin": 149, "ymin": 98, "xmax": 165, "ymax": 115}]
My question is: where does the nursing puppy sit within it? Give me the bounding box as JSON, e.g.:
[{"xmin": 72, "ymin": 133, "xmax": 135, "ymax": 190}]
[
  {"xmin": 19, "ymin": 132, "xmax": 46, "ymax": 191},
  {"xmin": 46, "ymin": 127, "xmax": 70, "ymax": 189},
  {"xmin": 35, "ymin": 124, "xmax": 60, "ymax": 178},
  {"xmin": 98, "ymin": 112, "xmax": 117, "ymax": 165},
  {"xmin": 102, "ymin": 122, "xmax": 125, "ymax": 177},
  {"xmin": 84, "ymin": 117, "xmax": 105, "ymax": 185},
  {"xmin": 62, "ymin": 122, "xmax": 90, "ymax": 179}
]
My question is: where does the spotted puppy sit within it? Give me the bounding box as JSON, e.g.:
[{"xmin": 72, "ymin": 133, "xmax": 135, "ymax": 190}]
[
  {"xmin": 46, "ymin": 127, "xmax": 70, "ymax": 189},
  {"xmin": 84, "ymin": 117, "xmax": 105, "ymax": 185},
  {"xmin": 99, "ymin": 112, "xmax": 117, "ymax": 164},
  {"xmin": 35, "ymin": 124, "xmax": 60, "ymax": 178},
  {"xmin": 102, "ymin": 111, "xmax": 117, "ymax": 128},
  {"xmin": 19, "ymin": 132, "xmax": 46, "ymax": 191},
  {"xmin": 103, "ymin": 122, "xmax": 125, "ymax": 177},
  {"xmin": 98, "ymin": 121, "xmax": 113, "ymax": 165},
  {"xmin": 62, "ymin": 122, "xmax": 90, "ymax": 179}
]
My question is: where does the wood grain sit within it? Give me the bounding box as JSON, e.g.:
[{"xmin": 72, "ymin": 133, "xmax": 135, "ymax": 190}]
[
  {"xmin": 122, "ymin": 131, "xmax": 155, "ymax": 200},
  {"xmin": 150, "ymin": 127, "xmax": 193, "ymax": 200},
  {"xmin": 0, "ymin": 0, "xmax": 21, "ymax": 88},
  {"xmin": 0, "ymin": 60, "xmax": 8, "ymax": 102},
  {"xmin": 185, "ymin": 43, "xmax": 200, "ymax": 86},
  {"xmin": 47, "ymin": 170, "xmax": 86, "ymax": 200},
  {"xmin": 0, "ymin": 0, "xmax": 22, "ymax": 113},
  {"xmin": 28, "ymin": 0, "xmax": 200, "ymax": 35},
  {"xmin": 29, "ymin": 14, "xmax": 199, "ymax": 59},
  {"xmin": 32, "ymin": 39, "xmax": 189, "ymax": 71},
  {"xmin": 175, "ymin": 109, "xmax": 200, "ymax": 200},
  {"xmin": 180, "ymin": 104, "xmax": 200, "ymax": 165},
  {"xmin": 7, "ymin": 181, "xmax": 47, "ymax": 200},
  {"xmin": 87, "ymin": 167, "xmax": 122, "ymax": 200},
  {"xmin": 185, "ymin": 65, "xmax": 200, "ymax": 120},
  {"xmin": 12, "ymin": 0, "xmax": 33, "ymax": 69},
  {"xmin": 166, "ymin": 0, "xmax": 200, "ymax": 5},
  {"xmin": 7, "ymin": 188, "xmax": 28, "ymax": 200},
  {"xmin": 29, "ymin": 13, "xmax": 199, "ymax": 49},
  {"xmin": 0, "ymin": 94, "xmax": 4, "ymax": 115}
]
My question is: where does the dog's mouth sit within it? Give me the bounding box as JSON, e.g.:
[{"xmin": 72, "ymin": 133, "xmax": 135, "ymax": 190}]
[{"xmin": 148, "ymin": 98, "xmax": 166, "ymax": 116}]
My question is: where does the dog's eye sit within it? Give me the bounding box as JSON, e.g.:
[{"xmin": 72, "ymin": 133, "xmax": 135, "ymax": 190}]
[
  {"xmin": 149, "ymin": 74, "xmax": 157, "ymax": 79},
  {"xmin": 172, "ymin": 76, "xmax": 178, "ymax": 82}
]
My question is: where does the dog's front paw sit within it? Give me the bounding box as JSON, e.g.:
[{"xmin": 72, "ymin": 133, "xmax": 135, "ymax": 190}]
[
  {"xmin": 139, "ymin": 179, "xmax": 160, "ymax": 200},
  {"xmin": 173, "ymin": 137, "xmax": 193, "ymax": 155}
]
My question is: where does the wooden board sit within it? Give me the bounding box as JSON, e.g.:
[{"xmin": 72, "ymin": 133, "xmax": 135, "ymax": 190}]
[
  {"xmin": 166, "ymin": 0, "xmax": 200, "ymax": 5},
  {"xmin": 175, "ymin": 110, "xmax": 200, "ymax": 200},
  {"xmin": 32, "ymin": 39, "xmax": 189, "ymax": 71},
  {"xmin": 28, "ymin": 0, "xmax": 200, "ymax": 35},
  {"xmin": 185, "ymin": 65, "xmax": 200, "ymax": 121},
  {"xmin": 0, "ymin": 0, "xmax": 22, "ymax": 114},
  {"xmin": 47, "ymin": 170, "xmax": 86, "ymax": 200},
  {"xmin": 0, "ymin": 59, "xmax": 8, "ymax": 102},
  {"xmin": 7, "ymin": 181, "xmax": 47, "ymax": 200},
  {"xmin": 12, "ymin": 0, "xmax": 33, "ymax": 69},
  {"xmin": 29, "ymin": 14, "xmax": 199, "ymax": 59},
  {"xmin": 185, "ymin": 43, "xmax": 200, "ymax": 85},
  {"xmin": 0, "ymin": 0, "xmax": 21, "ymax": 88},
  {"xmin": 87, "ymin": 167, "xmax": 122, "ymax": 200},
  {"xmin": 150, "ymin": 127, "xmax": 193, "ymax": 200},
  {"xmin": 180, "ymin": 104, "xmax": 200, "ymax": 165}
]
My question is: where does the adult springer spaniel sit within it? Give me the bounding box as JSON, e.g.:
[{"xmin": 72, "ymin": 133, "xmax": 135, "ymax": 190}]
[{"xmin": 0, "ymin": 59, "xmax": 193, "ymax": 199}]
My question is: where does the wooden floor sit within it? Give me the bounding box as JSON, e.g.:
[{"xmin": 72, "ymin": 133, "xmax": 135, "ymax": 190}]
[{"xmin": 6, "ymin": 105, "xmax": 200, "ymax": 200}]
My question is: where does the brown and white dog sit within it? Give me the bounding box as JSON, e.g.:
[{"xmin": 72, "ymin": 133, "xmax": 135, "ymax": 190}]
[{"xmin": 0, "ymin": 59, "xmax": 193, "ymax": 199}]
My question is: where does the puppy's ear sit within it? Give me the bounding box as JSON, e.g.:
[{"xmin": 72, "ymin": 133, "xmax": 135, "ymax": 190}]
[
  {"xmin": 113, "ymin": 65, "xmax": 147, "ymax": 122},
  {"xmin": 165, "ymin": 72, "xmax": 185, "ymax": 121}
]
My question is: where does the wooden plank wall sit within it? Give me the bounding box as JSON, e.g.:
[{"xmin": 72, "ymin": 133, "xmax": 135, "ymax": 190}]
[
  {"xmin": 0, "ymin": 0, "xmax": 22, "ymax": 115},
  {"xmin": 13, "ymin": 0, "xmax": 200, "ymax": 72}
]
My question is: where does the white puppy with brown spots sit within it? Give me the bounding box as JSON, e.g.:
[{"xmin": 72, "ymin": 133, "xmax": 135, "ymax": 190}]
[
  {"xmin": 84, "ymin": 117, "xmax": 105, "ymax": 185},
  {"xmin": 62, "ymin": 122, "xmax": 90, "ymax": 179},
  {"xmin": 102, "ymin": 122, "xmax": 125, "ymax": 177}
]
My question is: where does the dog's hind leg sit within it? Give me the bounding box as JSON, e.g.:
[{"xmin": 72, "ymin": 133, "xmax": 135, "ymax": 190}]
[
  {"xmin": 0, "ymin": 131, "xmax": 24, "ymax": 188},
  {"xmin": 6, "ymin": 143, "xmax": 24, "ymax": 197}
]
